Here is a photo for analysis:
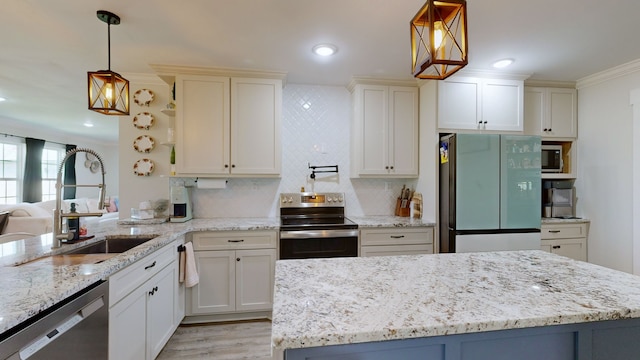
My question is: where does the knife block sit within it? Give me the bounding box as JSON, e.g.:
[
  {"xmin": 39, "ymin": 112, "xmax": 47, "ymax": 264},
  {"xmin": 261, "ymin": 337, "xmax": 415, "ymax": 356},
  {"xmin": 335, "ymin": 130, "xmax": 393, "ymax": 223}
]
[{"xmin": 395, "ymin": 198, "xmax": 410, "ymax": 217}]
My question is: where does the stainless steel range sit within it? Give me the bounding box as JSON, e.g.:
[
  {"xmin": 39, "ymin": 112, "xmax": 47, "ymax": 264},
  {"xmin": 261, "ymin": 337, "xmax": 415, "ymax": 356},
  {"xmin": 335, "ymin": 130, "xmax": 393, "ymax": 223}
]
[{"xmin": 279, "ymin": 192, "xmax": 358, "ymax": 260}]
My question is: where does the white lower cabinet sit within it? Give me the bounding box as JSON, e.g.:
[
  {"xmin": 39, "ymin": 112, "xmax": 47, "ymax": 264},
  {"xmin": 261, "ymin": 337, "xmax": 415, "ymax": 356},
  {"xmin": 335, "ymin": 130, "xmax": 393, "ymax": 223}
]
[
  {"xmin": 187, "ymin": 231, "xmax": 277, "ymax": 319},
  {"xmin": 360, "ymin": 227, "xmax": 434, "ymax": 257},
  {"xmin": 108, "ymin": 241, "xmax": 179, "ymax": 360},
  {"xmin": 540, "ymin": 222, "xmax": 589, "ymax": 261}
]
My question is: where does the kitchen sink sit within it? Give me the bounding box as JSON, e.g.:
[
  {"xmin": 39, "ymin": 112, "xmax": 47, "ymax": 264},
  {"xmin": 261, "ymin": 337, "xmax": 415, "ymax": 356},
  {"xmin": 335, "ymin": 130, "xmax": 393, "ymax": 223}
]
[{"xmin": 64, "ymin": 236, "xmax": 157, "ymax": 254}]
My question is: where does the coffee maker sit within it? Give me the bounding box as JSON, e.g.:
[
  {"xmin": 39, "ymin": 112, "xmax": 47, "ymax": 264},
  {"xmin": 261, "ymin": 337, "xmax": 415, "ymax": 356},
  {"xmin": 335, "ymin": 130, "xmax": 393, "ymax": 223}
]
[
  {"xmin": 170, "ymin": 184, "xmax": 192, "ymax": 223},
  {"xmin": 542, "ymin": 180, "xmax": 575, "ymax": 218}
]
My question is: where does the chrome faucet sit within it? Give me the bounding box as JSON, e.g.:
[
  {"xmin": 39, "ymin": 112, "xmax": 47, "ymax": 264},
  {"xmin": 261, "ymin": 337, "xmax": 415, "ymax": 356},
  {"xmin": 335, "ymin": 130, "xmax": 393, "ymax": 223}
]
[{"xmin": 53, "ymin": 148, "xmax": 106, "ymax": 248}]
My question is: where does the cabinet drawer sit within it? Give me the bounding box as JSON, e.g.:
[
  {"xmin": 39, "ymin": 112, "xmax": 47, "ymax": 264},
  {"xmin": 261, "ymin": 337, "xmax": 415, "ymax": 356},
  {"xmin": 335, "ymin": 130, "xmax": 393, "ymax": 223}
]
[
  {"xmin": 361, "ymin": 244, "xmax": 433, "ymax": 257},
  {"xmin": 541, "ymin": 223, "xmax": 587, "ymax": 239},
  {"xmin": 360, "ymin": 227, "xmax": 434, "ymax": 246},
  {"xmin": 191, "ymin": 231, "xmax": 277, "ymax": 250},
  {"xmin": 110, "ymin": 241, "xmax": 176, "ymax": 306}
]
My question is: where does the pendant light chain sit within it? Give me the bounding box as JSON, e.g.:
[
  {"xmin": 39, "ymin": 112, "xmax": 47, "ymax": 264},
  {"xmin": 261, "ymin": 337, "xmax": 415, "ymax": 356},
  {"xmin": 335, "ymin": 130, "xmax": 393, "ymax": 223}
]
[{"xmin": 107, "ymin": 22, "xmax": 111, "ymax": 71}]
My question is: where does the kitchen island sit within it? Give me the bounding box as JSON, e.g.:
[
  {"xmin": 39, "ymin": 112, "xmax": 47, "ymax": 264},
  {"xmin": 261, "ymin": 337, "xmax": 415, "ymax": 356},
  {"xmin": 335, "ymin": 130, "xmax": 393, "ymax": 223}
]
[{"xmin": 271, "ymin": 250, "xmax": 640, "ymax": 359}]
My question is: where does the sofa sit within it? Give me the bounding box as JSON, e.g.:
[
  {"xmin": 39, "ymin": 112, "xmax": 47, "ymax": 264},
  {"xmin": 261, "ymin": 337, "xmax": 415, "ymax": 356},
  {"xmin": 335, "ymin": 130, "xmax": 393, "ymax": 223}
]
[{"xmin": 0, "ymin": 197, "xmax": 119, "ymax": 242}]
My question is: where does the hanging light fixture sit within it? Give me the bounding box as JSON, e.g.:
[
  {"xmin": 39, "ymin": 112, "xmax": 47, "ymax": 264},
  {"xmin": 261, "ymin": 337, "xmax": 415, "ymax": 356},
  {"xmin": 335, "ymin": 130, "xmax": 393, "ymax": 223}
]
[
  {"xmin": 87, "ymin": 10, "xmax": 129, "ymax": 115},
  {"xmin": 410, "ymin": 0, "xmax": 468, "ymax": 80}
]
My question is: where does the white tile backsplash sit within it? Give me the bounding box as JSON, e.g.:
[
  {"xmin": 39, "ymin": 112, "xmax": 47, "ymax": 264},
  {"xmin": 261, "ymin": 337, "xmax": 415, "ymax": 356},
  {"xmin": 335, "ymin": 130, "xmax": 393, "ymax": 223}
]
[{"xmin": 189, "ymin": 84, "xmax": 416, "ymax": 218}]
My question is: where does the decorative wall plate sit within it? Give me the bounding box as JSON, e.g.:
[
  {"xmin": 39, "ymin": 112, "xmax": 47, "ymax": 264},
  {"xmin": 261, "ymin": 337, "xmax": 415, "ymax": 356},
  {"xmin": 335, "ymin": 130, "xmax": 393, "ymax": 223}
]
[
  {"xmin": 134, "ymin": 88, "xmax": 154, "ymax": 106},
  {"xmin": 133, "ymin": 158, "xmax": 155, "ymax": 176},
  {"xmin": 133, "ymin": 135, "xmax": 155, "ymax": 153},
  {"xmin": 133, "ymin": 112, "xmax": 155, "ymax": 130},
  {"xmin": 84, "ymin": 152, "xmax": 100, "ymax": 173}
]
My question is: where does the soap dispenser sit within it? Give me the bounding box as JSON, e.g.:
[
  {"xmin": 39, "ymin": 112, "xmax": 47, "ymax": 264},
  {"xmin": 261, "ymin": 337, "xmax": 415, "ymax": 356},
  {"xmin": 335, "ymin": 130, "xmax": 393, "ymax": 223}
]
[{"xmin": 67, "ymin": 202, "xmax": 80, "ymax": 240}]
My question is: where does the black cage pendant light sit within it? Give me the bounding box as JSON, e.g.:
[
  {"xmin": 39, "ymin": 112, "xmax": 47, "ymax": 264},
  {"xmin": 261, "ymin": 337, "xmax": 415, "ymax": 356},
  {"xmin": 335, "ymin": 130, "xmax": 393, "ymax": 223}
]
[
  {"xmin": 88, "ymin": 10, "xmax": 130, "ymax": 115},
  {"xmin": 411, "ymin": 0, "xmax": 468, "ymax": 80}
]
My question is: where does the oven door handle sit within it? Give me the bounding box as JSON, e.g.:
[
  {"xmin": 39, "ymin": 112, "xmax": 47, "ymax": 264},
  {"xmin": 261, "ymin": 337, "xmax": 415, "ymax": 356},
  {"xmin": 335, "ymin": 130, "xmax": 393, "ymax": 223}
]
[{"xmin": 280, "ymin": 229, "xmax": 359, "ymax": 239}]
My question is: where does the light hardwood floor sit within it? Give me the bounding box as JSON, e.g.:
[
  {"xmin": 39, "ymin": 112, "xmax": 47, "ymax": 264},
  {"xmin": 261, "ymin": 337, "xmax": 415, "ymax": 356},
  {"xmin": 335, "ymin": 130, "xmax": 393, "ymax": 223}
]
[{"xmin": 157, "ymin": 320, "xmax": 273, "ymax": 360}]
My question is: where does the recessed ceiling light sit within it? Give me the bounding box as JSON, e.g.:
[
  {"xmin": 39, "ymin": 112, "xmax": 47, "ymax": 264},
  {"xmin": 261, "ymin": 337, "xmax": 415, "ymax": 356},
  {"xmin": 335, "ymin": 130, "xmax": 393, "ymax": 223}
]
[
  {"xmin": 0, "ymin": 97, "xmax": 6, "ymax": 102},
  {"xmin": 312, "ymin": 44, "xmax": 338, "ymax": 57},
  {"xmin": 83, "ymin": 121, "xmax": 94, "ymax": 128},
  {"xmin": 493, "ymin": 59, "xmax": 514, "ymax": 68}
]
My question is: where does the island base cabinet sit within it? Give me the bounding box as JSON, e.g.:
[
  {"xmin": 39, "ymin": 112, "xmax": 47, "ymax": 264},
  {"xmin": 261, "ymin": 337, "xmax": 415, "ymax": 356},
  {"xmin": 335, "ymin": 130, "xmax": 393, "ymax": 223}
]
[
  {"xmin": 109, "ymin": 263, "xmax": 177, "ymax": 360},
  {"xmin": 147, "ymin": 263, "xmax": 178, "ymax": 359},
  {"xmin": 109, "ymin": 287, "xmax": 146, "ymax": 360},
  {"xmin": 284, "ymin": 318, "xmax": 640, "ymax": 360},
  {"xmin": 108, "ymin": 241, "xmax": 179, "ymax": 360}
]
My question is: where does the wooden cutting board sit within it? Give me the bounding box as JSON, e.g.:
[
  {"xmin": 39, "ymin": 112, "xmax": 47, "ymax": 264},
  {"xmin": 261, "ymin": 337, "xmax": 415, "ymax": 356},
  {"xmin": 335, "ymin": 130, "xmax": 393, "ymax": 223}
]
[{"xmin": 21, "ymin": 253, "xmax": 117, "ymax": 267}]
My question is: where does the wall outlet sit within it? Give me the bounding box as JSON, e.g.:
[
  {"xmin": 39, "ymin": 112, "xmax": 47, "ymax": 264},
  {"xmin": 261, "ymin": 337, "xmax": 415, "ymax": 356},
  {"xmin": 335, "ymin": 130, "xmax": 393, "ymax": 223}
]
[{"xmin": 251, "ymin": 182, "xmax": 259, "ymax": 191}]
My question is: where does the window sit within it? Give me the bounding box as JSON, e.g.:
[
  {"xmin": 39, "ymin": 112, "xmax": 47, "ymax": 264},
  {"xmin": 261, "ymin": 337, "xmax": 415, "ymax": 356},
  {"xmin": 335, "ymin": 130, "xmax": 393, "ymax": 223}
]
[
  {"xmin": 0, "ymin": 138, "xmax": 66, "ymax": 204},
  {"xmin": 0, "ymin": 142, "xmax": 20, "ymax": 205},
  {"xmin": 42, "ymin": 147, "xmax": 64, "ymax": 201}
]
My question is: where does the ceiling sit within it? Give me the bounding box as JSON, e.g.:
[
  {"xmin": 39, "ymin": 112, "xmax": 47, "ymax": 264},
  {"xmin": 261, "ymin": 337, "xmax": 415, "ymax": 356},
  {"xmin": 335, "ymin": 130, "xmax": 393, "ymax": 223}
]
[{"xmin": 2, "ymin": 0, "xmax": 640, "ymax": 143}]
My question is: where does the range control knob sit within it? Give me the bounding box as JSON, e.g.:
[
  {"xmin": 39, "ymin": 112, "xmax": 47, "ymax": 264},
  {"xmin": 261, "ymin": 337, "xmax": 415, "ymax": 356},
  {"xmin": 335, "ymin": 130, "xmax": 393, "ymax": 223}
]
[
  {"xmin": 327, "ymin": 197, "xmax": 333, "ymax": 202},
  {"xmin": 338, "ymin": 196, "xmax": 344, "ymax": 202}
]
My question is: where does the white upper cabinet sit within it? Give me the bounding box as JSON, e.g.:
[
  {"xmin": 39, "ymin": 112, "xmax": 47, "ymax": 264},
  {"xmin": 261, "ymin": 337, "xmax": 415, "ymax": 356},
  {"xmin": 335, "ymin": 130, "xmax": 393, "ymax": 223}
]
[
  {"xmin": 350, "ymin": 82, "xmax": 419, "ymax": 178},
  {"xmin": 176, "ymin": 75, "xmax": 230, "ymax": 175},
  {"xmin": 524, "ymin": 87, "xmax": 577, "ymax": 139},
  {"xmin": 175, "ymin": 74, "xmax": 282, "ymax": 177},
  {"xmin": 438, "ymin": 76, "xmax": 524, "ymax": 132}
]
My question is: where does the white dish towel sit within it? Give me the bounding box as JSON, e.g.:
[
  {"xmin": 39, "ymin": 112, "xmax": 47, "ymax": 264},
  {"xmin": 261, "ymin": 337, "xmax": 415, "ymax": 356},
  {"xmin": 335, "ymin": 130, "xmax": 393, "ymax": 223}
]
[{"xmin": 183, "ymin": 242, "xmax": 200, "ymax": 288}]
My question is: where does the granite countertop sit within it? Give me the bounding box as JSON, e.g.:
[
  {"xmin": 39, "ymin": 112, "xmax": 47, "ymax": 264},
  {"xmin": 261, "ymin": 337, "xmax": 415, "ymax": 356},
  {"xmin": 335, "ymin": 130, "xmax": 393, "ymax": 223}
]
[
  {"xmin": 0, "ymin": 217, "xmax": 279, "ymax": 335},
  {"xmin": 271, "ymin": 250, "xmax": 640, "ymax": 350},
  {"xmin": 542, "ymin": 217, "xmax": 591, "ymax": 224},
  {"xmin": 0, "ymin": 214, "xmax": 428, "ymax": 336},
  {"xmin": 348, "ymin": 216, "xmax": 436, "ymax": 228}
]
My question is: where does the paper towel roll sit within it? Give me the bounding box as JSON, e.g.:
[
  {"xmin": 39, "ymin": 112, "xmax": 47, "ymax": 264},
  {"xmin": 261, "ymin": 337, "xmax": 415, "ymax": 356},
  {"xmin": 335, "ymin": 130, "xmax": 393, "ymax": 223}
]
[{"xmin": 196, "ymin": 179, "xmax": 227, "ymax": 189}]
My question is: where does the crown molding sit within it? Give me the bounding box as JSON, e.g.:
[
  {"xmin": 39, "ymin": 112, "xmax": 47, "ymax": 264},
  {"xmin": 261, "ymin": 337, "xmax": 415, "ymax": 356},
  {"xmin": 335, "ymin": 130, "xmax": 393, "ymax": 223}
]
[
  {"xmin": 121, "ymin": 72, "xmax": 167, "ymax": 85},
  {"xmin": 577, "ymin": 58, "xmax": 640, "ymax": 89},
  {"xmin": 452, "ymin": 68, "xmax": 531, "ymax": 81},
  {"xmin": 347, "ymin": 76, "xmax": 419, "ymax": 92},
  {"xmin": 524, "ymin": 79, "xmax": 576, "ymax": 88},
  {"xmin": 148, "ymin": 64, "xmax": 288, "ymax": 86}
]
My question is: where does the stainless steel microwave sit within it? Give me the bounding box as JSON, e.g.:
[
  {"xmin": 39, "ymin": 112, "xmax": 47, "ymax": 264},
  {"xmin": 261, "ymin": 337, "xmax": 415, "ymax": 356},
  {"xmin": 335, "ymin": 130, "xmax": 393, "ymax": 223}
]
[{"xmin": 541, "ymin": 145, "xmax": 563, "ymax": 173}]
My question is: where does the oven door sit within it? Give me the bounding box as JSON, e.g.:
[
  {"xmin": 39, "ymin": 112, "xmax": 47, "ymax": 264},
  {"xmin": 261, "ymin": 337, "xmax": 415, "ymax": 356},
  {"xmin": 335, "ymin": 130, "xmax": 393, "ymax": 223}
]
[{"xmin": 279, "ymin": 229, "xmax": 358, "ymax": 260}]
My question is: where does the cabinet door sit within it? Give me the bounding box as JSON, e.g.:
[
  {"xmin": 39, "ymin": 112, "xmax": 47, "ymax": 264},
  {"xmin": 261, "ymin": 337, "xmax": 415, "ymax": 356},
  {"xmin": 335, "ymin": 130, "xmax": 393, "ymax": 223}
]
[
  {"xmin": 230, "ymin": 78, "xmax": 282, "ymax": 175},
  {"xmin": 176, "ymin": 75, "xmax": 230, "ymax": 174},
  {"xmin": 543, "ymin": 238, "xmax": 587, "ymax": 261},
  {"xmin": 552, "ymin": 241, "xmax": 586, "ymax": 261},
  {"xmin": 523, "ymin": 87, "xmax": 545, "ymax": 136},
  {"xmin": 389, "ymin": 86, "xmax": 419, "ymax": 176},
  {"xmin": 482, "ymin": 79, "xmax": 524, "ymax": 131},
  {"xmin": 147, "ymin": 263, "xmax": 178, "ymax": 360},
  {"xmin": 236, "ymin": 249, "xmax": 276, "ymax": 311},
  {"xmin": 438, "ymin": 77, "xmax": 480, "ymax": 130},
  {"xmin": 189, "ymin": 250, "xmax": 235, "ymax": 314},
  {"xmin": 109, "ymin": 287, "xmax": 147, "ymax": 360},
  {"xmin": 547, "ymin": 88, "xmax": 577, "ymax": 138},
  {"xmin": 359, "ymin": 85, "xmax": 388, "ymax": 175}
]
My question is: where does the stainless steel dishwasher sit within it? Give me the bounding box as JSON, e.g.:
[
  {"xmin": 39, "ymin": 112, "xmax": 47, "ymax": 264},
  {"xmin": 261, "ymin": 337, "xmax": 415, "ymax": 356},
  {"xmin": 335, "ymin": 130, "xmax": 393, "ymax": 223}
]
[{"xmin": 0, "ymin": 280, "xmax": 108, "ymax": 360}]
